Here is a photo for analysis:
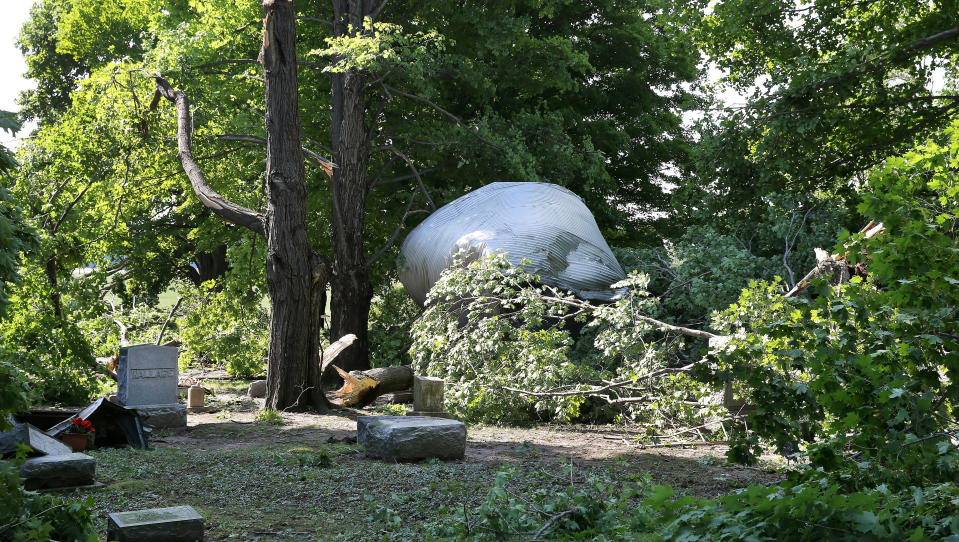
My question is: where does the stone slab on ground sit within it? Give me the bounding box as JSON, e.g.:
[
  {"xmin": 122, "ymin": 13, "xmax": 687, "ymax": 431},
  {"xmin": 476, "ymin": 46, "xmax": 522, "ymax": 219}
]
[
  {"xmin": 363, "ymin": 417, "xmax": 466, "ymax": 460},
  {"xmin": 356, "ymin": 416, "xmax": 425, "ymax": 445},
  {"xmin": 107, "ymin": 505, "xmax": 204, "ymax": 542},
  {"xmin": 132, "ymin": 404, "xmax": 187, "ymax": 428},
  {"xmin": 1, "ymin": 422, "xmax": 72, "ymax": 457},
  {"xmin": 407, "ymin": 410, "xmax": 453, "ymax": 418},
  {"xmin": 18, "ymin": 452, "xmax": 95, "ymax": 490}
]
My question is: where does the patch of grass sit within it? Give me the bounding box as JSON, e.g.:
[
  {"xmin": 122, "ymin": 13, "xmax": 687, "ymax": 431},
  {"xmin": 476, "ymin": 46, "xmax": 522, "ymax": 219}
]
[
  {"xmin": 370, "ymin": 403, "xmax": 408, "ymax": 416},
  {"xmin": 255, "ymin": 409, "xmax": 285, "ymax": 425}
]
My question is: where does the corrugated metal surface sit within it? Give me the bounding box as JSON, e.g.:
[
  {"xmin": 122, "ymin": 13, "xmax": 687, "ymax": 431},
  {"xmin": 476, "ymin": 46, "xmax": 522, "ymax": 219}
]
[{"xmin": 399, "ymin": 182, "xmax": 626, "ymax": 306}]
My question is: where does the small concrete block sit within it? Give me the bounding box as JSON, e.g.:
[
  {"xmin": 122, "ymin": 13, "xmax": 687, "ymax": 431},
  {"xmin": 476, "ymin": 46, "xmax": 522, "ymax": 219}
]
[
  {"xmin": 107, "ymin": 505, "xmax": 204, "ymax": 542},
  {"xmin": 413, "ymin": 376, "xmax": 445, "ymax": 412},
  {"xmin": 133, "ymin": 404, "xmax": 187, "ymax": 428},
  {"xmin": 18, "ymin": 452, "xmax": 95, "ymax": 490},
  {"xmin": 363, "ymin": 417, "xmax": 466, "ymax": 461},
  {"xmin": 356, "ymin": 416, "xmax": 425, "ymax": 444}
]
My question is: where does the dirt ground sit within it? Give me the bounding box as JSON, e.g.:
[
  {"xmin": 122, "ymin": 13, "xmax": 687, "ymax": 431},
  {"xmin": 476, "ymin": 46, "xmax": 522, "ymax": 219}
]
[
  {"xmin": 158, "ymin": 377, "xmax": 782, "ymax": 496},
  {"xmin": 59, "ymin": 377, "xmax": 788, "ymax": 540}
]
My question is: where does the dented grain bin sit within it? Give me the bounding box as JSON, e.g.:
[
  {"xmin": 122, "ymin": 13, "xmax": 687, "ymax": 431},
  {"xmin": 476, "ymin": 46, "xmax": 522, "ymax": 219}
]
[{"xmin": 399, "ymin": 182, "xmax": 626, "ymax": 306}]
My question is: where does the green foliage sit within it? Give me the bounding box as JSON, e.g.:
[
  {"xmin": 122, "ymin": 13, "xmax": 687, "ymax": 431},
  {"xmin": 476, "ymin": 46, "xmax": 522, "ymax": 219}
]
[
  {"xmin": 708, "ymin": 124, "xmax": 959, "ymax": 479},
  {"xmin": 254, "ymin": 409, "xmax": 284, "ymax": 425},
  {"xmin": 368, "ymin": 281, "xmax": 420, "ymax": 369},
  {"xmin": 410, "ymin": 253, "xmax": 720, "ymax": 428},
  {"xmin": 0, "ymin": 115, "xmax": 96, "ymax": 542},
  {"xmin": 410, "ymin": 253, "xmax": 597, "ymax": 423},
  {"xmin": 618, "ymin": 192, "xmax": 853, "ymax": 330},
  {"xmin": 178, "ymin": 279, "xmax": 268, "ymax": 378},
  {"xmin": 0, "ymin": 308, "xmax": 103, "ymax": 406},
  {"xmin": 435, "ymin": 465, "xmax": 650, "ymax": 541},
  {"xmin": 0, "ymin": 457, "xmax": 97, "ymax": 542},
  {"xmin": 659, "ymin": 480, "xmax": 959, "ymax": 542},
  {"xmin": 681, "ymin": 0, "xmax": 959, "ymax": 217},
  {"xmin": 312, "ymin": 18, "xmax": 445, "ymax": 76}
]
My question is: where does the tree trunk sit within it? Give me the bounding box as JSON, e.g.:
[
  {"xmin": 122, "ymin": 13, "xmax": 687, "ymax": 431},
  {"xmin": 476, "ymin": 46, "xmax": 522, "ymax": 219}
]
[
  {"xmin": 261, "ymin": 0, "xmax": 330, "ymax": 412},
  {"xmin": 328, "ymin": 0, "xmax": 374, "ymax": 375},
  {"xmin": 44, "ymin": 254, "xmax": 62, "ymax": 318},
  {"xmin": 330, "ymin": 365, "xmax": 414, "ymax": 407}
]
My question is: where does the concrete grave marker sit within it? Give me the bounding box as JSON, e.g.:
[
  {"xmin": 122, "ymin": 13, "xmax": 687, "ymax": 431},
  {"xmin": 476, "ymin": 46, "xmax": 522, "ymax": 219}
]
[
  {"xmin": 18, "ymin": 452, "xmax": 95, "ymax": 490},
  {"xmin": 117, "ymin": 345, "xmax": 186, "ymax": 428},
  {"xmin": 408, "ymin": 376, "xmax": 451, "ymax": 417},
  {"xmin": 107, "ymin": 505, "xmax": 204, "ymax": 542},
  {"xmin": 363, "ymin": 417, "xmax": 466, "ymax": 461}
]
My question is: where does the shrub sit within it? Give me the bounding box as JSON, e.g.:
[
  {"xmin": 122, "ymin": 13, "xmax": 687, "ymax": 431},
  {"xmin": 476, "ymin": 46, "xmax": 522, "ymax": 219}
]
[
  {"xmin": 368, "ymin": 280, "xmax": 420, "ymax": 368},
  {"xmin": 178, "ymin": 279, "xmax": 268, "ymax": 377}
]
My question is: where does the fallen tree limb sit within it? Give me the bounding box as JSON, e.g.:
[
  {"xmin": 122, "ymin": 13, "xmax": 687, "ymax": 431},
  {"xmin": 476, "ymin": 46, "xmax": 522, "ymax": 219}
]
[{"xmin": 329, "ymin": 365, "xmax": 414, "ymax": 407}]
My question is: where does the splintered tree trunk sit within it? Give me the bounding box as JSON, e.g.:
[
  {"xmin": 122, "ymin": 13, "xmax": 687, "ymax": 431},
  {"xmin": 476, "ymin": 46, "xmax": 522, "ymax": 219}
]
[
  {"xmin": 329, "ymin": 0, "xmax": 373, "ymax": 375},
  {"xmin": 262, "ymin": 0, "xmax": 330, "ymax": 411}
]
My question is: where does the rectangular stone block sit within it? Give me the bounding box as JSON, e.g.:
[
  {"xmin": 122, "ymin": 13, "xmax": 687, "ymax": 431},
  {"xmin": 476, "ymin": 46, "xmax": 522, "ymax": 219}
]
[
  {"xmin": 364, "ymin": 418, "xmax": 466, "ymax": 461},
  {"xmin": 117, "ymin": 345, "xmax": 180, "ymax": 407},
  {"xmin": 18, "ymin": 452, "xmax": 95, "ymax": 490},
  {"xmin": 107, "ymin": 505, "xmax": 204, "ymax": 542},
  {"xmin": 413, "ymin": 376, "xmax": 445, "ymax": 412},
  {"xmin": 356, "ymin": 416, "xmax": 425, "ymax": 444},
  {"xmin": 132, "ymin": 404, "xmax": 187, "ymax": 429}
]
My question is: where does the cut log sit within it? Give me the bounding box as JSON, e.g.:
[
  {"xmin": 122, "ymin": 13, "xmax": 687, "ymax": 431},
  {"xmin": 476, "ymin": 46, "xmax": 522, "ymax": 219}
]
[{"xmin": 329, "ymin": 365, "xmax": 414, "ymax": 407}]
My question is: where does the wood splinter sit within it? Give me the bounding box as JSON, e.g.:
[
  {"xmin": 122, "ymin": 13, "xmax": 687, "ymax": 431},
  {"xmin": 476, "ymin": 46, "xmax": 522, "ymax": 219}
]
[{"xmin": 329, "ymin": 365, "xmax": 414, "ymax": 408}]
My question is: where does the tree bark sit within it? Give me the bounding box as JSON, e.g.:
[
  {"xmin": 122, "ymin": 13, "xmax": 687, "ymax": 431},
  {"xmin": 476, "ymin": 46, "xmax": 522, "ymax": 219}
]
[
  {"xmin": 330, "ymin": 365, "xmax": 414, "ymax": 407},
  {"xmin": 328, "ymin": 0, "xmax": 374, "ymax": 376},
  {"xmin": 261, "ymin": 0, "xmax": 331, "ymax": 412}
]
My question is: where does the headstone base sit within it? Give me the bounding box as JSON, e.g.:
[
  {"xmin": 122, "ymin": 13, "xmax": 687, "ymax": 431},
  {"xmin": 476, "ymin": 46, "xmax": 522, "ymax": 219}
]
[
  {"xmin": 131, "ymin": 404, "xmax": 187, "ymax": 428},
  {"xmin": 19, "ymin": 452, "xmax": 95, "ymax": 490},
  {"xmin": 363, "ymin": 417, "xmax": 466, "ymax": 461},
  {"xmin": 107, "ymin": 505, "xmax": 204, "ymax": 542},
  {"xmin": 356, "ymin": 416, "xmax": 426, "ymax": 444}
]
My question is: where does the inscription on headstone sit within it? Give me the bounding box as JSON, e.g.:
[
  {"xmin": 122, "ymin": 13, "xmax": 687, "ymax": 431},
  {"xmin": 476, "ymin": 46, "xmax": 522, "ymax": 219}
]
[{"xmin": 117, "ymin": 345, "xmax": 179, "ymax": 407}]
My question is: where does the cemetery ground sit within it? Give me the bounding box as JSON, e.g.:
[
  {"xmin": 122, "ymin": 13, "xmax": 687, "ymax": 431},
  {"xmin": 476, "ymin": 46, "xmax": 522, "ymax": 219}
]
[{"xmin": 59, "ymin": 378, "xmax": 782, "ymax": 541}]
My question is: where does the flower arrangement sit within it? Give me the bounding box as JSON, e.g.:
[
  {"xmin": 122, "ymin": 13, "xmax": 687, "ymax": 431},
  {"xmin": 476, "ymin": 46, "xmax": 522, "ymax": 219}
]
[{"xmin": 66, "ymin": 417, "xmax": 95, "ymax": 435}]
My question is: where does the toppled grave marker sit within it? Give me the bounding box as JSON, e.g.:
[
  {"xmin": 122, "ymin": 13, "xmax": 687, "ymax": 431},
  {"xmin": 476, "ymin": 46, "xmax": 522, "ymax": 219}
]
[
  {"xmin": 45, "ymin": 397, "xmax": 148, "ymax": 450},
  {"xmin": 1, "ymin": 420, "xmax": 72, "ymax": 458},
  {"xmin": 356, "ymin": 415, "xmax": 426, "ymax": 445},
  {"xmin": 18, "ymin": 452, "xmax": 96, "ymax": 490},
  {"xmin": 362, "ymin": 417, "xmax": 466, "ymax": 461},
  {"xmin": 107, "ymin": 505, "xmax": 204, "ymax": 542}
]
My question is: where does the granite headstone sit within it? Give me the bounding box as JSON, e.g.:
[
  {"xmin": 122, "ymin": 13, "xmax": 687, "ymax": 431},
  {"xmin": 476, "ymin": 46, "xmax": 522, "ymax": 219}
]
[{"xmin": 117, "ymin": 345, "xmax": 186, "ymax": 428}]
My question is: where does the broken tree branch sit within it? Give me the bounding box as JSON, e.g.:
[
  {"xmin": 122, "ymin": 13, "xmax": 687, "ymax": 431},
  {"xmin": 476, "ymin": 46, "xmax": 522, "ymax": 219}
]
[{"xmin": 153, "ymin": 76, "xmax": 266, "ymax": 236}]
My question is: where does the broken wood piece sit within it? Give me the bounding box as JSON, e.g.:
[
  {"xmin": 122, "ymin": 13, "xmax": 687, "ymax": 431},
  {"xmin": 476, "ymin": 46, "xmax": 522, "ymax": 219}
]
[
  {"xmin": 320, "ymin": 334, "xmax": 358, "ymax": 371},
  {"xmin": 785, "ymin": 220, "xmax": 885, "ymax": 298},
  {"xmin": 329, "ymin": 365, "xmax": 414, "ymax": 407}
]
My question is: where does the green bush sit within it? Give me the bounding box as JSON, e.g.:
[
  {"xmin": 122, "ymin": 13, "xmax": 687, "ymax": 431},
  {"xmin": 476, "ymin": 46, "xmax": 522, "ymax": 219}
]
[
  {"xmin": 178, "ymin": 279, "xmax": 268, "ymax": 378},
  {"xmin": 707, "ymin": 124, "xmax": 959, "ymax": 478},
  {"xmin": 368, "ymin": 280, "xmax": 420, "ymax": 368},
  {"xmin": 0, "ymin": 309, "xmax": 102, "ymax": 406}
]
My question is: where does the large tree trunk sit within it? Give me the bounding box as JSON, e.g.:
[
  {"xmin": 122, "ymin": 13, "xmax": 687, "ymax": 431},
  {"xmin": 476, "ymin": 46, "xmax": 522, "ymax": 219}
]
[
  {"xmin": 261, "ymin": 0, "xmax": 330, "ymax": 412},
  {"xmin": 328, "ymin": 0, "xmax": 373, "ymax": 375}
]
